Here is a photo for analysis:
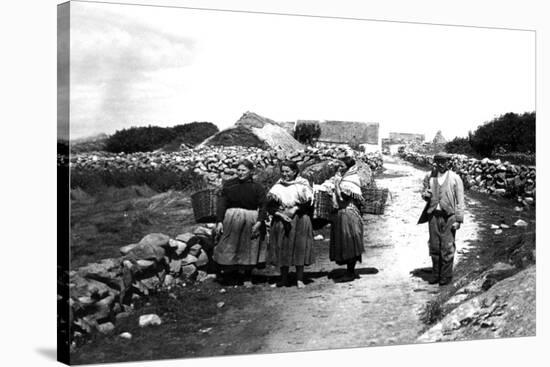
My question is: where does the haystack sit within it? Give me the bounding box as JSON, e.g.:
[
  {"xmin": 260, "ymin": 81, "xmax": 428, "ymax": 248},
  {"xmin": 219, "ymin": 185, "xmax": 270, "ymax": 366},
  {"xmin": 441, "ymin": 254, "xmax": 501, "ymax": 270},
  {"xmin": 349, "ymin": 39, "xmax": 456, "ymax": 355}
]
[{"xmin": 201, "ymin": 112, "xmax": 303, "ymax": 151}]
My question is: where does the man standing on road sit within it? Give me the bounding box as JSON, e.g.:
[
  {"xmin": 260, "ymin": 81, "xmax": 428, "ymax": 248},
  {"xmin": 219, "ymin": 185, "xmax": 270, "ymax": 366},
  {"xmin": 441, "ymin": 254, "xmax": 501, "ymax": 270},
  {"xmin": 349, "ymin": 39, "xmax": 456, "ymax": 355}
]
[{"xmin": 418, "ymin": 153, "xmax": 465, "ymax": 286}]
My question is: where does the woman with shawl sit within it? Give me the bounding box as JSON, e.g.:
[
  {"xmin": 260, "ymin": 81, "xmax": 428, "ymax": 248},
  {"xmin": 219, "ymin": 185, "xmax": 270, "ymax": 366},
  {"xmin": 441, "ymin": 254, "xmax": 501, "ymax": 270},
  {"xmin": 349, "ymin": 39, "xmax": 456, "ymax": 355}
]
[
  {"xmin": 323, "ymin": 149, "xmax": 371, "ymax": 281},
  {"xmin": 213, "ymin": 159, "xmax": 267, "ymax": 287},
  {"xmin": 267, "ymin": 160, "xmax": 314, "ymax": 288}
]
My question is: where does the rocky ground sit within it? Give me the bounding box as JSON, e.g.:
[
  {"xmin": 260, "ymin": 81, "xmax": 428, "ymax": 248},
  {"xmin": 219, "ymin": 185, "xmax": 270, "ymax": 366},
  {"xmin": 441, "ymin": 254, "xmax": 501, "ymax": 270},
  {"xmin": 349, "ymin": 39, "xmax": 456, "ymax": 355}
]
[{"xmin": 69, "ymin": 156, "xmax": 536, "ymax": 365}]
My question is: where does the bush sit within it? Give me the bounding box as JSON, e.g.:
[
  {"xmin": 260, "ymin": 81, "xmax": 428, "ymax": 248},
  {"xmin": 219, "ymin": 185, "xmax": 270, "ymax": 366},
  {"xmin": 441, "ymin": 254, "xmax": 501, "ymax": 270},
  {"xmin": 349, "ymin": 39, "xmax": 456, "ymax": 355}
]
[
  {"xmin": 104, "ymin": 122, "xmax": 219, "ymax": 153},
  {"xmin": 294, "ymin": 121, "xmax": 321, "ymax": 145},
  {"xmin": 469, "ymin": 112, "xmax": 535, "ymax": 157},
  {"xmin": 105, "ymin": 126, "xmax": 176, "ymax": 153},
  {"xmin": 445, "ymin": 137, "xmax": 475, "ymax": 155},
  {"xmin": 172, "ymin": 122, "xmax": 219, "ymax": 147}
]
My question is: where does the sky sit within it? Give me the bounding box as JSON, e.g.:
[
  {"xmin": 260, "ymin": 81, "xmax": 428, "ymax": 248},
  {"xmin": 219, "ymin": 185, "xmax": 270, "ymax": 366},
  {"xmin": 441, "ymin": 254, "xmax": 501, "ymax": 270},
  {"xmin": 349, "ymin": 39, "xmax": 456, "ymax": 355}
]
[{"xmin": 59, "ymin": 1, "xmax": 536, "ymax": 142}]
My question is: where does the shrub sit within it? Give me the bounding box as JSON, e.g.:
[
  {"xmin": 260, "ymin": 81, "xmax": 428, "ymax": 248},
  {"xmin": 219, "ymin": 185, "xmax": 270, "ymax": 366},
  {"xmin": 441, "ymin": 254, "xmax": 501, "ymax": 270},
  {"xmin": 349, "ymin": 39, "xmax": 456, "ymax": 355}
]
[
  {"xmin": 104, "ymin": 122, "xmax": 219, "ymax": 153},
  {"xmin": 105, "ymin": 126, "xmax": 177, "ymax": 153},
  {"xmin": 469, "ymin": 112, "xmax": 535, "ymax": 157},
  {"xmin": 172, "ymin": 122, "xmax": 219, "ymax": 146},
  {"xmin": 294, "ymin": 121, "xmax": 321, "ymax": 145},
  {"xmin": 445, "ymin": 137, "xmax": 475, "ymax": 155}
]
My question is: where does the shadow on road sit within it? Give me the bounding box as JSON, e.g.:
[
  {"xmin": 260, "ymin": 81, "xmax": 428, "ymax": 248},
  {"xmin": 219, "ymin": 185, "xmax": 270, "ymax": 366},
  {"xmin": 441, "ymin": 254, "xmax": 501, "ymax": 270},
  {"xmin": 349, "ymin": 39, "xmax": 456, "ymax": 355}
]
[
  {"xmin": 215, "ymin": 267, "xmax": 380, "ymax": 286},
  {"xmin": 410, "ymin": 267, "xmax": 433, "ymax": 282}
]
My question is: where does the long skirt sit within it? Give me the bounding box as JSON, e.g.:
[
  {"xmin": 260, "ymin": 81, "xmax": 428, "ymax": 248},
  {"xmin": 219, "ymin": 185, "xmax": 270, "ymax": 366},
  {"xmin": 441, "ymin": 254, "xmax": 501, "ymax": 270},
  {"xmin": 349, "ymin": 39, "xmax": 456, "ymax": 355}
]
[
  {"xmin": 329, "ymin": 205, "xmax": 364, "ymax": 265},
  {"xmin": 268, "ymin": 213, "xmax": 314, "ymax": 267},
  {"xmin": 213, "ymin": 208, "xmax": 267, "ymax": 267}
]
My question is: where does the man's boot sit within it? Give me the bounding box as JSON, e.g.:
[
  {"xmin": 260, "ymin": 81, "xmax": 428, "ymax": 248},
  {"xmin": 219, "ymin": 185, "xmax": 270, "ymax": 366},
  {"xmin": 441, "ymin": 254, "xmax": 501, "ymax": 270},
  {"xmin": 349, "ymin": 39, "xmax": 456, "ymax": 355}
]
[
  {"xmin": 428, "ymin": 256, "xmax": 440, "ymax": 284},
  {"xmin": 439, "ymin": 257, "xmax": 454, "ymax": 286}
]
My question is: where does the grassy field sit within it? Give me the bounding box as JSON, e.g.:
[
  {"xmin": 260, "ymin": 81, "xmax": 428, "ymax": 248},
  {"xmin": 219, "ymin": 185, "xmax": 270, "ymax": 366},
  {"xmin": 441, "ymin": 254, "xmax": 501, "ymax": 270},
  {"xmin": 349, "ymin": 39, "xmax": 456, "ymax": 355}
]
[{"xmin": 70, "ymin": 185, "xmax": 198, "ymax": 268}]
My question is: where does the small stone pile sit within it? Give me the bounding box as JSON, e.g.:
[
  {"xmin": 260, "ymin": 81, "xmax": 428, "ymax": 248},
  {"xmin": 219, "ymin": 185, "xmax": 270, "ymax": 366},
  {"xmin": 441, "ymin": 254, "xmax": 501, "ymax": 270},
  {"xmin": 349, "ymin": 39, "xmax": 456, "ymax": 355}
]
[
  {"xmin": 69, "ymin": 144, "xmax": 384, "ymax": 186},
  {"xmin": 400, "ymin": 151, "xmax": 536, "ymax": 206},
  {"xmin": 65, "ymin": 225, "xmax": 216, "ymax": 339}
]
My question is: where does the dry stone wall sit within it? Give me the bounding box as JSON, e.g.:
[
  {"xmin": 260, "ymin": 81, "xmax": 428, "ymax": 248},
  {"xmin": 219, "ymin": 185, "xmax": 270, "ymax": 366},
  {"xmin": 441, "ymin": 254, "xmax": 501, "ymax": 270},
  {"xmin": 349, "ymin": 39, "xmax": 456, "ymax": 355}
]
[
  {"xmin": 399, "ymin": 152, "xmax": 536, "ymax": 206},
  {"xmin": 68, "ymin": 144, "xmax": 384, "ymax": 187}
]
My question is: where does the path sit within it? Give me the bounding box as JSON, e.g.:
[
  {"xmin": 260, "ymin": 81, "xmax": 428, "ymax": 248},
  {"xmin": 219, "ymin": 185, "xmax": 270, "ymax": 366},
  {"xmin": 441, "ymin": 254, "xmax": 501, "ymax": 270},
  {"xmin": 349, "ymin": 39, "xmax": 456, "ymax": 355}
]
[
  {"xmin": 72, "ymin": 157, "xmax": 487, "ymax": 363},
  {"xmin": 251, "ymin": 156, "xmax": 482, "ymax": 351}
]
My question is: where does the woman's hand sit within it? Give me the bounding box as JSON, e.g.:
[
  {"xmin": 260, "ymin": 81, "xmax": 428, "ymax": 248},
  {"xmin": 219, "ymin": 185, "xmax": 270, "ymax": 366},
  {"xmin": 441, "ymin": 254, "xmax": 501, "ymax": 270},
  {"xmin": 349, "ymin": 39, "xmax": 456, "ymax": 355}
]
[
  {"xmin": 251, "ymin": 221, "xmax": 262, "ymax": 239},
  {"xmin": 275, "ymin": 211, "xmax": 292, "ymax": 223},
  {"xmin": 285, "ymin": 206, "xmax": 298, "ymax": 218},
  {"xmin": 451, "ymin": 222, "xmax": 461, "ymax": 230},
  {"xmin": 215, "ymin": 222, "xmax": 223, "ymax": 237}
]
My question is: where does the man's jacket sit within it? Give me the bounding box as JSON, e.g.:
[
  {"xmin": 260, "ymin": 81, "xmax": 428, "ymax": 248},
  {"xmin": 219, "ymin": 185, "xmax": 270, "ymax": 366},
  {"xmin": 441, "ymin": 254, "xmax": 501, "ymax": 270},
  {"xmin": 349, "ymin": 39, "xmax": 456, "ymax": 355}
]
[{"xmin": 418, "ymin": 170, "xmax": 465, "ymax": 224}]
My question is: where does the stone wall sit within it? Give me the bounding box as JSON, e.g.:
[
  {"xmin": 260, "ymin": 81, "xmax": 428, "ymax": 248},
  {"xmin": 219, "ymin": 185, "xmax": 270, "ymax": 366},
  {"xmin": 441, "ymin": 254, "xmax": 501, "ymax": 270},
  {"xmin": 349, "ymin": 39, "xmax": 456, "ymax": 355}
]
[
  {"xmin": 399, "ymin": 152, "xmax": 536, "ymax": 206},
  {"xmin": 68, "ymin": 144, "xmax": 384, "ymax": 187}
]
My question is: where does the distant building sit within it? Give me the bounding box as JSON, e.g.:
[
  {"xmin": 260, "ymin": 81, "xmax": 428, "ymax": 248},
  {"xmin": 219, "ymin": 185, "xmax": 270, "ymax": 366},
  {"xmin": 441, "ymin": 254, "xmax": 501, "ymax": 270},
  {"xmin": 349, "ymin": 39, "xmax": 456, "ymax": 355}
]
[
  {"xmin": 315, "ymin": 120, "xmax": 380, "ymax": 152},
  {"xmin": 388, "ymin": 132, "xmax": 425, "ymax": 143}
]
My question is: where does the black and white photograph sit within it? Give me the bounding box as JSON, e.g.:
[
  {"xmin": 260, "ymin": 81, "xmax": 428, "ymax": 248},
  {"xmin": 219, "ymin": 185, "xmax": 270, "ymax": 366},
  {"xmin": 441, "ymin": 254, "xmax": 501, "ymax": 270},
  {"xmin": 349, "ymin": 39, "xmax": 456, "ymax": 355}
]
[{"xmin": 20, "ymin": 0, "xmax": 544, "ymax": 366}]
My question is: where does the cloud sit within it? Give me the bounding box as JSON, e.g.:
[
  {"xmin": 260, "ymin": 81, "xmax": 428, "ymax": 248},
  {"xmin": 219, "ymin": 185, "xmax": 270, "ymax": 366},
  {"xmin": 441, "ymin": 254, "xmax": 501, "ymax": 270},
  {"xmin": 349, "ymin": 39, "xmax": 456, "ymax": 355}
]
[
  {"xmin": 57, "ymin": 3, "xmax": 70, "ymax": 140},
  {"xmin": 70, "ymin": 3, "xmax": 196, "ymax": 137}
]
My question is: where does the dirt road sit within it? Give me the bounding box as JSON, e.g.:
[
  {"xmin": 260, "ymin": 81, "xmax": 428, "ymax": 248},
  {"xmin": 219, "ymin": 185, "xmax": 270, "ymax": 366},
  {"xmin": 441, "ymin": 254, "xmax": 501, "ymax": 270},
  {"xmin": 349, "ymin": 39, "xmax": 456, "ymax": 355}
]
[
  {"xmin": 72, "ymin": 156, "xmax": 498, "ymax": 363},
  {"xmin": 246, "ymin": 156, "xmax": 482, "ymax": 352}
]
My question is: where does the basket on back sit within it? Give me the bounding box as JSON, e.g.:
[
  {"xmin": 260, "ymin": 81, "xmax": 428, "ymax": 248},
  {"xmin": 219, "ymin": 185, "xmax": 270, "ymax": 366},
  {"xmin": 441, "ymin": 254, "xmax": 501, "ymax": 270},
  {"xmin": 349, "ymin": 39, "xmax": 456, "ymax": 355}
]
[
  {"xmin": 361, "ymin": 187, "xmax": 389, "ymax": 215},
  {"xmin": 191, "ymin": 188, "xmax": 219, "ymax": 223},
  {"xmin": 312, "ymin": 190, "xmax": 333, "ymax": 229}
]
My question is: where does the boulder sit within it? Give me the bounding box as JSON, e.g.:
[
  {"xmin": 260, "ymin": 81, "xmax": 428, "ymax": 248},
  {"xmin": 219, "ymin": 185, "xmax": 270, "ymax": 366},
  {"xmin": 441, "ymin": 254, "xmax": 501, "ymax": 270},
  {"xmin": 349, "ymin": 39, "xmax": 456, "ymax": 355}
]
[
  {"xmin": 176, "ymin": 233, "xmax": 201, "ymax": 247},
  {"xmin": 119, "ymin": 332, "xmax": 132, "ymax": 340},
  {"xmin": 163, "ymin": 274, "xmax": 176, "ymax": 287},
  {"xmin": 180, "ymin": 264, "xmax": 198, "ymax": 281},
  {"xmin": 195, "ymin": 250, "xmax": 209, "ymax": 267},
  {"xmin": 139, "ymin": 314, "xmax": 162, "ymax": 327},
  {"xmin": 193, "ymin": 226, "xmax": 214, "ymax": 238},
  {"xmin": 136, "ymin": 259, "xmax": 156, "ymax": 269},
  {"xmin": 188, "ymin": 244, "xmax": 202, "ymax": 257},
  {"xmin": 120, "ymin": 244, "xmax": 138, "ymax": 255},
  {"xmin": 168, "ymin": 239, "xmax": 187, "ymax": 256},
  {"xmin": 97, "ymin": 322, "xmax": 115, "ymax": 334},
  {"xmin": 514, "ymin": 219, "xmax": 528, "ymax": 227},
  {"xmin": 181, "ymin": 254, "xmax": 199, "ymax": 266},
  {"xmin": 169, "ymin": 259, "xmax": 183, "ymax": 274},
  {"xmin": 124, "ymin": 242, "xmax": 166, "ymax": 262},
  {"xmin": 138, "ymin": 233, "xmax": 170, "ymax": 248}
]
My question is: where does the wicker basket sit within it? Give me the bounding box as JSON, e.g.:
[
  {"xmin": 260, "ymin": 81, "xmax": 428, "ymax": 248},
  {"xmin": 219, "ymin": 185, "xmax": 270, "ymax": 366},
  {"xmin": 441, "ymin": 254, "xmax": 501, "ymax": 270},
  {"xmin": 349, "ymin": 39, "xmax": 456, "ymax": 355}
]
[
  {"xmin": 191, "ymin": 189, "xmax": 219, "ymax": 223},
  {"xmin": 312, "ymin": 190, "xmax": 333, "ymax": 229},
  {"xmin": 361, "ymin": 187, "xmax": 389, "ymax": 215},
  {"xmin": 313, "ymin": 191, "xmax": 333, "ymax": 220}
]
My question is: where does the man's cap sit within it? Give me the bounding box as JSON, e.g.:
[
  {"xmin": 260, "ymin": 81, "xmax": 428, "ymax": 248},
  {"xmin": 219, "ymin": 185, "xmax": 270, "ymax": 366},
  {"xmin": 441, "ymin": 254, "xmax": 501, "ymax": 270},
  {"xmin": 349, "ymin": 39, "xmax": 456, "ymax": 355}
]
[{"xmin": 433, "ymin": 152, "xmax": 451, "ymax": 162}]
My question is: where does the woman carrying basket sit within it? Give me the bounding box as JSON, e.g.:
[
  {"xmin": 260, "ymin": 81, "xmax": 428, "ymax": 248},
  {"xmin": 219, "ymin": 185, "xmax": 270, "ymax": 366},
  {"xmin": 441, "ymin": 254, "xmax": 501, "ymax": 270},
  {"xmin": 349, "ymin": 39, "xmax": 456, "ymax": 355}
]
[
  {"xmin": 213, "ymin": 159, "xmax": 267, "ymax": 287},
  {"xmin": 322, "ymin": 149, "xmax": 371, "ymax": 282},
  {"xmin": 266, "ymin": 161, "xmax": 315, "ymax": 288}
]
